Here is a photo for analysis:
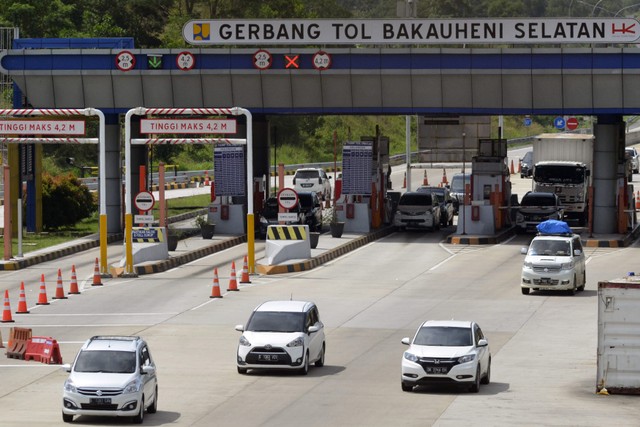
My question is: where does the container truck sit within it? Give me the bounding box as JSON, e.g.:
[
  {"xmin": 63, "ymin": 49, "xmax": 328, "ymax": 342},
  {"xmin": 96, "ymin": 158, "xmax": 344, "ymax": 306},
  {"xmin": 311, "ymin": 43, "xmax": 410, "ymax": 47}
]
[{"xmin": 532, "ymin": 133, "xmax": 594, "ymax": 225}]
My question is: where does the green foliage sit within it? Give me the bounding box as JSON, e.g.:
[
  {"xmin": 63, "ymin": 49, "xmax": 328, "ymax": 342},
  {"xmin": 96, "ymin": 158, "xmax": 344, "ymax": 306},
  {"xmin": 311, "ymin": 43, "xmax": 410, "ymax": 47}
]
[{"xmin": 41, "ymin": 173, "xmax": 97, "ymax": 230}]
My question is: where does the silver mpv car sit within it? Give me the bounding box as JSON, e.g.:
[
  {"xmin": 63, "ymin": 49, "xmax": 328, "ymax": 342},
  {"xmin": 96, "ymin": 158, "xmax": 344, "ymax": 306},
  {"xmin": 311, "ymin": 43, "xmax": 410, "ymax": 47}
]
[{"xmin": 62, "ymin": 336, "xmax": 158, "ymax": 424}]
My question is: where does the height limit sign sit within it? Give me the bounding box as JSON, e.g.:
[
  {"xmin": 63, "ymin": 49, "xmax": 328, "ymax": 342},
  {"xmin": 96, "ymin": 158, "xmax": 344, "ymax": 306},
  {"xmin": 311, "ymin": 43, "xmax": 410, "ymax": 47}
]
[{"xmin": 253, "ymin": 50, "xmax": 272, "ymax": 70}]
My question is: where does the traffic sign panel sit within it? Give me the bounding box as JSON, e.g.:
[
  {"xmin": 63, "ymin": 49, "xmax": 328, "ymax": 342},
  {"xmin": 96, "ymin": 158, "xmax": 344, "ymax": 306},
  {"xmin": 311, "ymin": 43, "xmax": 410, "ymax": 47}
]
[
  {"xmin": 554, "ymin": 116, "xmax": 566, "ymax": 130},
  {"xmin": 523, "ymin": 117, "xmax": 532, "ymax": 127},
  {"xmin": 566, "ymin": 117, "xmax": 579, "ymax": 130},
  {"xmin": 277, "ymin": 188, "xmax": 299, "ymax": 210},
  {"xmin": 312, "ymin": 51, "xmax": 332, "ymax": 70},
  {"xmin": 253, "ymin": 49, "xmax": 272, "ymax": 70},
  {"xmin": 176, "ymin": 51, "xmax": 195, "ymax": 70},
  {"xmin": 134, "ymin": 191, "xmax": 155, "ymax": 212},
  {"xmin": 115, "ymin": 51, "xmax": 136, "ymax": 71}
]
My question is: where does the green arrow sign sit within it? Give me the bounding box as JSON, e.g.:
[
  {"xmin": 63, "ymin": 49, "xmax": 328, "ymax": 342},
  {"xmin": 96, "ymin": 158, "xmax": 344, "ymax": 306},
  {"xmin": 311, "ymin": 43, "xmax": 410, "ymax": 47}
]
[{"xmin": 147, "ymin": 55, "xmax": 163, "ymax": 69}]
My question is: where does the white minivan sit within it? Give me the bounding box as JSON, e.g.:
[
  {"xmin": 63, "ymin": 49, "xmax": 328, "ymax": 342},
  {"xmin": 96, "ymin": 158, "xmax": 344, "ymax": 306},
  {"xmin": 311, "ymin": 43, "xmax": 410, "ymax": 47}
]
[
  {"xmin": 520, "ymin": 232, "xmax": 586, "ymax": 295},
  {"xmin": 292, "ymin": 168, "xmax": 332, "ymax": 201}
]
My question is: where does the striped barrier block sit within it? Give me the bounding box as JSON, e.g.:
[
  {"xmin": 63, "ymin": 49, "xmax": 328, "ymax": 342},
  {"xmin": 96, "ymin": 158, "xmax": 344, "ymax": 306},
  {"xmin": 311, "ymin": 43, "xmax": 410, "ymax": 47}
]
[{"xmin": 267, "ymin": 225, "xmax": 307, "ymax": 241}]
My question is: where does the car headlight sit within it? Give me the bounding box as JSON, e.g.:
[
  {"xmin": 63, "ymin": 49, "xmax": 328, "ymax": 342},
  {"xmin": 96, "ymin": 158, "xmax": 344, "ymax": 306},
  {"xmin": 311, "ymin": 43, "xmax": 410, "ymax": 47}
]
[
  {"xmin": 259, "ymin": 217, "xmax": 268, "ymax": 224},
  {"xmin": 404, "ymin": 352, "xmax": 418, "ymax": 362},
  {"xmin": 561, "ymin": 261, "xmax": 574, "ymax": 270},
  {"xmin": 523, "ymin": 261, "xmax": 533, "ymax": 269},
  {"xmin": 63, "ymin": 379, "xmax": 77, "ymax": 393},
  {"xmin": 287, "ymin": 337, "xmax": 304, "ymax": 347},
  {"xmin": 516, "ymin": 213, "xmax": 524, "ymax": 222},
  {"xmin": 239, "ymin": 335, "xmax": 251, "ymax": 347},
  {"xmin": 123, "ymin": 379, "xmax": 142, "ymax": 394},
  {"xmin": 458, "ymin": 354, "xmax": 476, "ymax": 364}
]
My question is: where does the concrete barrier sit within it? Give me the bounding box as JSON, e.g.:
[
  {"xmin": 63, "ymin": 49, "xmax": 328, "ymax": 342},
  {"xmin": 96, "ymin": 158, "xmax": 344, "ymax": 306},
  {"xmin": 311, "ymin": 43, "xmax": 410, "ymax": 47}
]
[{"xmin": 264, "ymin": 225, "xmax": 311, "ymax": 265}]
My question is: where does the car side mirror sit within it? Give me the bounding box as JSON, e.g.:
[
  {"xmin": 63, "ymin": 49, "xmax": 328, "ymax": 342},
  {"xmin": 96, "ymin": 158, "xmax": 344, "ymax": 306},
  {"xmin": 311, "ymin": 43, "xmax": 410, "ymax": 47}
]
[
  {"xmin": 141, "ymin": 365, "xmax": 154, "ymax": 375},
  {"xmin": 477, "ymin": 339, "xmax": 489, "ymax": 347},
  {"xmin": 61, "ymin": 363, "xmax": 72, "ymax": 372},
  {"xmin": 401, "ymin": 337, "xmax": 411, "ymax": 345},
  {"xmin": 235, "ymin": 324, "xmax": 245, "ymax": 332},
  {"xmin": 308, "ymin": 325, "xmax": 319, "ymax": 334},
  {"xmin": 574, "ymin": 249, "xmax": 582, "ymax": 256},
  {"xmin": 520, "ymin": 247, "xmax": 528, "ymax": 254}
]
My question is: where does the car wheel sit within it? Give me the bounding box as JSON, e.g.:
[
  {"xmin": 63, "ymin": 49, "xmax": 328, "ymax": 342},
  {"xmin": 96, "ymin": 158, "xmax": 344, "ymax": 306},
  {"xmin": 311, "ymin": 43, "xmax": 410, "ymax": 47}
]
[
  {"xmin": 299, "ymin": 352, "xmax": 309, "ymax": 375},
  {"xmin": 480, "ymin": 358, "xmax": 491, "ymax": 385},
  {"xmin": 147, "ymin": 386, "xmax": 158, "ymax": 414},
  {"xmin": 579, "ymin": 272, "xmax": 586, "ymax": 291},
  {"xmin": 448, "ymin": 216, "xmax": 454, "ymax": 226},
  {"xmin": 401, "ymin": 382, "xmax": 413, "ymax": 392},
  {"xmin": 469, "ymin": 366, "xmax": 481, "ymax": 393},
  {"xmin": 237, "ymin": 366, "xmax": 247, "ymax": 374},
  {"xmin": 567, "ymin": 277, "xmax": 577, "ymax": 296},
  {"xmin": 521, "ymin": 287, "xmax": 530, "ymax": 295},
  {"xmin": 132, "ymin": 397, "xmax": 144, "ymax": 424},
  {"xmin": 62, "ymin": 413, "xmax": 73, "ymax": 423},
  {"xmin": 315, "ymin": 343, "xmax": 325, "ymax": 367}
]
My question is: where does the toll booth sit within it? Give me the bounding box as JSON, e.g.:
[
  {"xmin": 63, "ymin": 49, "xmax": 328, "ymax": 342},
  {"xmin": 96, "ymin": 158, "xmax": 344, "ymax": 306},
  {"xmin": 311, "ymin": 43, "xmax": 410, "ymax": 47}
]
[
  {"xmin": 457, "ymin": 139, "xmax": 511, "ymax": 235},
  {"xmin": 209, "ymin": 197, "xmax": 246, "ymax": 235}
]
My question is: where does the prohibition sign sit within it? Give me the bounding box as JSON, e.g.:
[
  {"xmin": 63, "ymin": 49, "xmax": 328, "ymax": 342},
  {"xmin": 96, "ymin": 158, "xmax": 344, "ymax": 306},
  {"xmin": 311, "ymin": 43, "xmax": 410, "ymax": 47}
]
[
  {"xmin": 312, "ymin": 51, "xmax": 332, "ymax": 70},
  {"xmin": 134, "ymin": 191, "xmax": 155, "ymax": 212},
  {"xmin": 277, "ymin": 188, "xmax": 299, "ymax": 210},
  {"xmin": 253, "ymin": 49, "xmax": 272, "ymax": 70},
  {"xmin": 176, "ymin": 51, "xmax": 196, "ymax": 70},
  {"xmin": 115, "ymin": 51, "xmax": 136, "ymax": 71}
]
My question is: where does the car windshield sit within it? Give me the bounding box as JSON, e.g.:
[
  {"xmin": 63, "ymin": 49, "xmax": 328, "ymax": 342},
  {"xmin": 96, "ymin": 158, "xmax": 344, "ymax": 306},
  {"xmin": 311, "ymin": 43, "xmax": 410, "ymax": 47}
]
[
  {"xmin": 450, "ymin": 175, "xmax": 470, "ymax": 192},
  {"xmin": 522, "ymin": 151, "xmax": 533, "ymax": 164},
  {"xmin": 529, "ymin": 240, "xmax": 571, "ymax": 256},
  {"xmin": 74, "ymin": 350, "xmax": 136, "ymax": 373},
  {"xmin": 413, "ymin": 326, "xmax": 472, "ymax": 347},
  {"xmin": 295, "ymin": 170, "xmax": 320, "ymax": 179},
  {"xmin": 246, "ymin": 311, "xmax": 305, "ymax": 333},
  {"xmin": 521, "ymin": 195, "xmax": 556, "ymax": 207},
  {"xmin": 399, "ymin": 193, "xmax": 432, "ymax": 206}
]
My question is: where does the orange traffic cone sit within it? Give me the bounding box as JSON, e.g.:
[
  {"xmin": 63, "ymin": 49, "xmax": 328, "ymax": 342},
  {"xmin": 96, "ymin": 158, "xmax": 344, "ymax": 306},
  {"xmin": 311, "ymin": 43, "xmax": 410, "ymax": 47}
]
[
  {"xmin": 210, "ymin": 268, "xmax": 223, "ymax": 298},
  {"xmin": 402, "ymin": 172, "xmax": 407, "ymax": 189},
  {"xmin": 36, "ymin": 274, "xmax": 49, "ymax": 305},
  {"xmin": 16, "ymin": 282, "xmax": 29, "ymax": 314},
  {"xmin": 227, "ymin": 261, "xmax": 239, "ymax": 291},
  {"xmin": 68, "ymin": 265, "xmax": 80, "ymax": 295},
  {"xmin": 1, "ymin": 290, "xmax": 14, "ymax": 323},
  {"xmin": 92, "ymin": 258, "xmax": 103, "ymax": 286},
  {"xmin": 423, "ymin": 170, "xmax": 429, "ymax": 186},
  {"xmin": 240, "ymin": 256, "xmax": 251, "ymax": 284},
  {"xmin": 204, "ymin": 170, "xmax": 210, "ymax": 186},
  {"xmin": 510, "ymin": 159, "xmax": 515, "ymax": 175},
  {"xmin": 53, "ymin": 268, "xmax": 67, "ymax": 300},
  {"xmin": 441, "ymin": 168, "xmax": 448, "ymax": 185}
]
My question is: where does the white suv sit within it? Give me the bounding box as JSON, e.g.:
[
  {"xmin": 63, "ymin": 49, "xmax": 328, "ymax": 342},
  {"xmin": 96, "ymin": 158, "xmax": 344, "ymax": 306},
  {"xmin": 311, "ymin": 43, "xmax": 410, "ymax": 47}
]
[
  {"xmin": 293, "ymin": 168, "xmax": 332, "ymax": 201},
  {"xmin": 62, "ymin": 336, "xmax": 158, "ymax": 424},
  {"xmin": 521, "ymin": 233, "xmax": 586, "ymax": 295},
  {"xmin": 235, "ymin": 300, "xmax": 325, "ymax": 375}
]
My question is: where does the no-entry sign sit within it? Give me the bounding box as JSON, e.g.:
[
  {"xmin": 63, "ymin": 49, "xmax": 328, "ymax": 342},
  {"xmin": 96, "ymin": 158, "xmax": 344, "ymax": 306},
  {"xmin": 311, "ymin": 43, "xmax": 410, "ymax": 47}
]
[
  {"xmin": 566, "ymin": 117, "xmax": 579, "ymax": 131},
  {"xmin": 134, "ymin": 191, "xmax": 155, "ymax": 212},
  {"xmin": 277, "ymin": 188, "xmax": 299, "ymax": 210}
]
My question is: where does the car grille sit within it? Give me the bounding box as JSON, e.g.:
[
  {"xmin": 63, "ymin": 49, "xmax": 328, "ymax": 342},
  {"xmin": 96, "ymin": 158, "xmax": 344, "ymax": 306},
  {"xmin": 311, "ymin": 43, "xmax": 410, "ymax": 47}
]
[
  {"xmin": 246, "ymin": 347, "xmax": 293, "ymax": 365},
  {"xmin": 417, "ymin": 357, "xmax": 459, "ymax": 374},
  {"xmin": 80, "ymin": 403, "xmax": 119, "ymax": 410},
  {"xmin": 533, "ymin": 265, "xmax": 561, "ymax": 273},
  {"xmin": 76, "ymin": 387, "xmax": 123, "ymax": 397}
]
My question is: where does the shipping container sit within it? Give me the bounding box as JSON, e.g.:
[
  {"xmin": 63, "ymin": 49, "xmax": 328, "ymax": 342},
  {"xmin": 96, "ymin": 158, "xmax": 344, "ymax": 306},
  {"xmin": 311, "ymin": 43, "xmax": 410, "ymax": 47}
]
[{"xmin": 597, "ymin": 278, "xmax": 640, "ymax": 395}]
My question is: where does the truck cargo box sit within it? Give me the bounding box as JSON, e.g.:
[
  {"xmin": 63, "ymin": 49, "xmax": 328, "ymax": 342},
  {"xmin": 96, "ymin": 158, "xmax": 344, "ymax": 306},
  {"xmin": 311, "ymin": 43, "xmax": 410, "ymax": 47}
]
[{"xmin": 597, "ymin": 278, "xmax": 640, "ymax": 394}]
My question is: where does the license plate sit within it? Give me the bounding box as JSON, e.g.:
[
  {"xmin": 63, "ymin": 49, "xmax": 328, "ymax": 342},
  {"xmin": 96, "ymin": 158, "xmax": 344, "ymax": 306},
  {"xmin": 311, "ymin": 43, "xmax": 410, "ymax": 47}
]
[
  {"xmin": 426, "ymin": 367, "xmax": 447, "ymax": 374},
  {"xmin": 301, "ymin": 183, "xmax": 312, "ymax": 187},
  {"xmin": 90, "ymin": 398, "xmax": 112, "ymax": 405},
  {"xmin": 258, "ymin": 354, "xmax": 278, "ymax": 361}
]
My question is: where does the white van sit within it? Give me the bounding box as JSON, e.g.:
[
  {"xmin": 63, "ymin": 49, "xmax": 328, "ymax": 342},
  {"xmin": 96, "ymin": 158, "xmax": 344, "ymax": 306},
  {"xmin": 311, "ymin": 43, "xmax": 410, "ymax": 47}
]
[
  {"xmin": 520, "ymin": 232, "xmax": 586, "ymax": 295},
  {"xmin": 292, "ymin": 168, "xmax": 332, "ymax": 201}
]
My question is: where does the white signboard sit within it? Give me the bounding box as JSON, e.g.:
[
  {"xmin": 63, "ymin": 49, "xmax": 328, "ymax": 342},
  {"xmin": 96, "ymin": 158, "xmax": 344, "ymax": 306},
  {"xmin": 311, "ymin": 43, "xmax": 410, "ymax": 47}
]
[
  {"xmin": 0, "ymin": 120, "xmax": 85, "ymax": 135},
  {"xmin": 278, "ymin": 212, "xmax": 299, "ymax": 222},
  {"xmin": 183, "ymin": 18, "xmax": 640, "ymax": 45},
  {"xmin": 134, "ymin": 215, "xmax": 155, "ymax": 223},
  {"xmin": 140, "ymin": 119, "xmax": 237, "ymax": 134}
]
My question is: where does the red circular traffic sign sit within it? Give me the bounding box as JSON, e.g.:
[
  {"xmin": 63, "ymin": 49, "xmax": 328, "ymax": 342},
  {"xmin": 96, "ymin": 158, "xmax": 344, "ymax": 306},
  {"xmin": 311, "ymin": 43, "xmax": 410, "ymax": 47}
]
[
  {"xmin": 253, "ymin": 49, "xmax": 272, "ymax": 70},
  {"xmin": 134, "ymin": 191, "xmax": 155, "ymax": 212},
  {"xmin": 312, "ymin": 51, "xmax": 332, "ymax": 70},
  {"xmin": 115, "ymin": 51, "xmax": 136, "ymax": 71},
  {"xmin": 277, "ymin": 188, "xmax": 299, "ymax": 210},
  {"xmin": 176, "ymin": 51, "xmax": 195, "ymax": 70},
  {"xmin": 566, "ymin": 117, "xmax": 579, "ymax": 131}
]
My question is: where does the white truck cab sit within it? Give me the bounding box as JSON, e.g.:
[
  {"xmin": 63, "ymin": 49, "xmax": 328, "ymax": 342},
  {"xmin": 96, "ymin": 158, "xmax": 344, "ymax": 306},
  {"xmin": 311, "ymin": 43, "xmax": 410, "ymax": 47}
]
[{"xmin": 520, "ymin": 229, "xmax": 586, "ymax": 296}]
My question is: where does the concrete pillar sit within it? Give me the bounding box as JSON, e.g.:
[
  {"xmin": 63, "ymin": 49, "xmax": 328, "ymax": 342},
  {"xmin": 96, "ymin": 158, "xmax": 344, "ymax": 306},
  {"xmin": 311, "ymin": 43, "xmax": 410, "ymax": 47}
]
[
  {"xmin": 593, "ymin": 116, "xmax": 625, "ymax": 234},
  {"xmin": 105, "ymin": 115, "xmax": 122, "ymax": 233}
]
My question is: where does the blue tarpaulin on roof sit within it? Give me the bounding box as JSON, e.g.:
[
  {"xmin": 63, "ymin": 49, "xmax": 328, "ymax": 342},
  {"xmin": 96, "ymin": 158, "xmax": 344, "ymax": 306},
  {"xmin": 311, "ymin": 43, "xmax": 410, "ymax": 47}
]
[{"xmin": 537, "ymin": 220, "xmax": 572, "ymax": 235}]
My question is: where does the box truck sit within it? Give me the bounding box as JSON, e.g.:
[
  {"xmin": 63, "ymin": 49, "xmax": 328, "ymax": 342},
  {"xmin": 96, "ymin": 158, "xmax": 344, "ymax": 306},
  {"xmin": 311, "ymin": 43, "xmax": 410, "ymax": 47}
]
[{"xmin": 532, "ymin": 134, "xmax": 594, "ymax": 225}]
